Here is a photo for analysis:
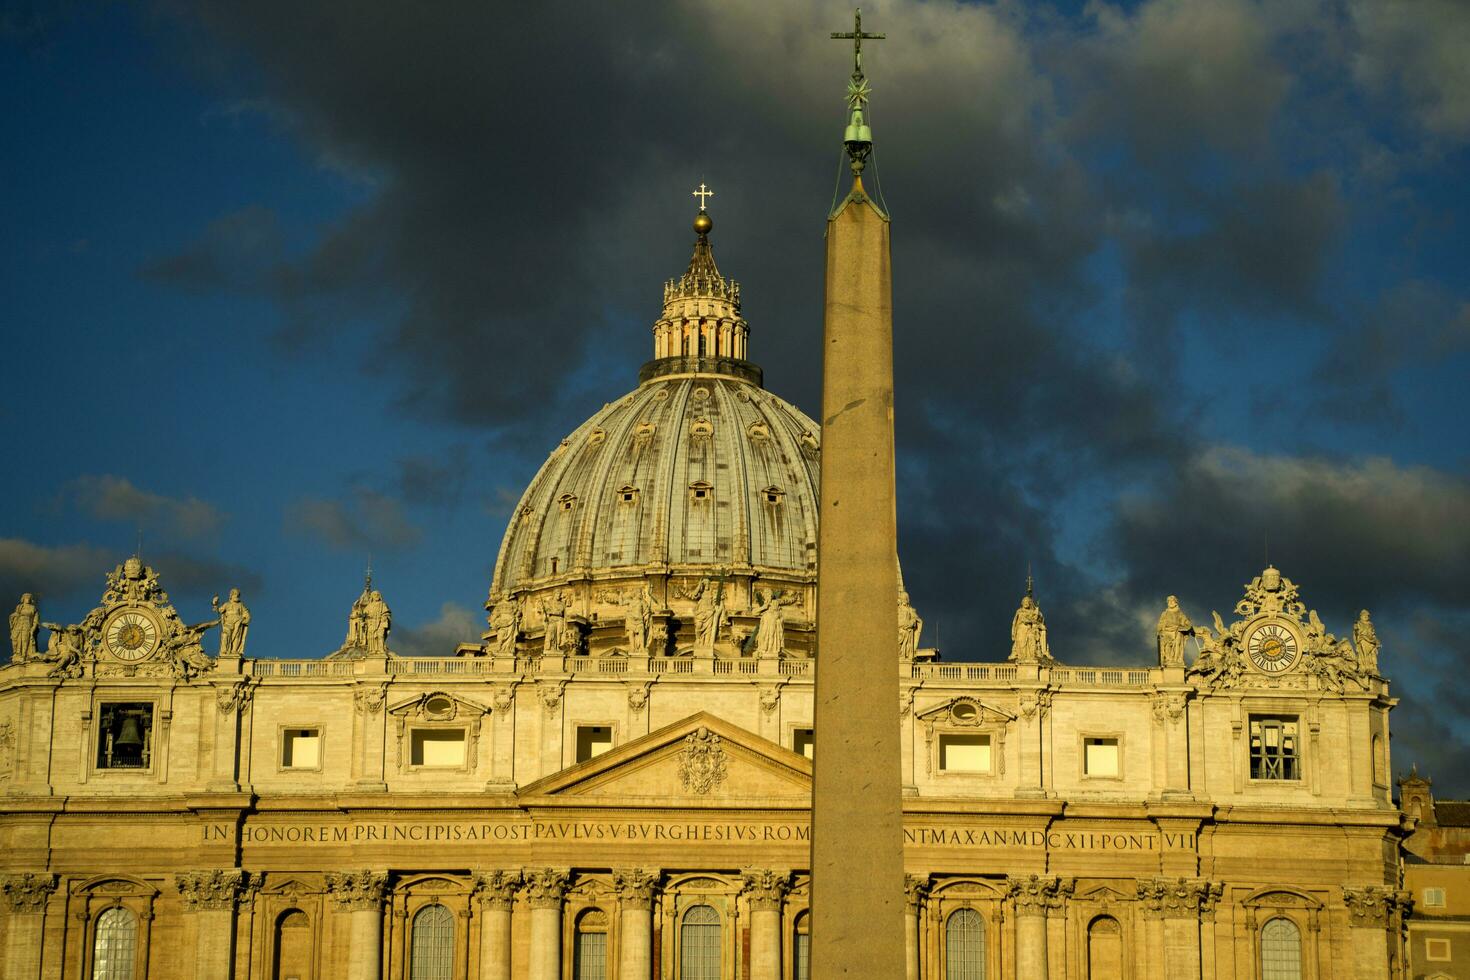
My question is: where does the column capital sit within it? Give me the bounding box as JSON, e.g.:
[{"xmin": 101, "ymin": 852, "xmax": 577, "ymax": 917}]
[
  {"xmin": 175, "ymin": 869, "xmax": 250, "ymax": 912},
  {"xmin": 613, "ymin": 868, "xmax": 661, "ymax": 910},
  {"xmin": 474, "ymin": 869, "xmax": 522, "ymax": 910},
  {"xmin": 523, "ymin": 868, "xmax": 571, "ymax": 909},
  {"xmin": 1343, "ymin": 885, "xmax": 1407, "ymax": 927},
  {"xmin": 741, "ymin": 868, "xmax": 791, "ymax": 911},
  {"xmin": 325, "ymin": 869, "xmax": 390, "ymax": 911},
  {"xmin": 0, "ymin": 872, "xmax": 57, "ymax": 913},
  {"xmin": 1007, "ymin": 874, "xmax": 1071, "ymax": 916},
  {"xmin": 1136, "ymin": 877, "xmax": 1221, "ymax": 919},
  {"xmin": 904, "ymin": 875, "xmax": 930, "ymax": 912}
]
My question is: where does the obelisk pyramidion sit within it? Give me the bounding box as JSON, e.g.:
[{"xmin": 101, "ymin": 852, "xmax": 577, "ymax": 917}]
[{"xmin": 811, "ymin": 9, "xmax": 906, "ymax": 977}]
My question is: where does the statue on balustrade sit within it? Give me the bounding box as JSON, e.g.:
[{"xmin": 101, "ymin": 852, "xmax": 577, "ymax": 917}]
[
  {"xmin": 212, "ymin": 588, "xmax": 250, "ymax": 658},
  {"xmin": 691, "ymin": 578, "xmax": 727, "ymax": 649},
  {"xmin": 1156, "ymin": 595, "xmax": 1193, "ymax": 667},
  {"xmin": 9, "ymin": 594, "xmax": 38, "ymax": 663},
  {"xmin": 753, "ymin": 590, "xmax": 789, "ymax": 659},
  {"xmin": 1008, "ymin": 586, "xmax": 1053, "ymax": 664},
  {"xmin": 487, "ymin": 599, "xmax": 522, "ymax": 658},
  {"xmin": 363, "ymin": 590, "xmax": 392, "ymax": 655},
  {"xmin": 344, "ymin": 584, "xmax": 371, "ymax": 651},
  {"xmin": 898, "ymin": 591, "xmax": 923, "ymax": 661},
  {"xmin": 1353, "ymin": 609, "xmax": 1380, "ymax": 675},
  {"xmin": 620, "ymin": 587, "xmax": 653, "ymax": 655},
  {"xmin": 540, "ymin": 590, "xmax": 571, "ymax": 656}
]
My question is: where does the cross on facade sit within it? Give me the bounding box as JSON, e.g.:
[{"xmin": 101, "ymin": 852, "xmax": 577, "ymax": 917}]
[
  {"xmin": 831, "ymin": 8, "xmax": 884, "ymax": 79},
  {"xmin": 692, "ymin": 183, "xmax": 714, "ymax": 211}
]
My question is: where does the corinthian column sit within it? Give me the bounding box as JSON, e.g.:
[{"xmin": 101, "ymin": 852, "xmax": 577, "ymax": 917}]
[
  {"xmin": 614, "ymin": 869, "xmax": 660, "ymax": 980},
  {"xmin": 326, "ymin": 870, "xmax": 389, "ymax": 980},
  {"xmin": 0, "ymin": 872, "xmax": 57, "ymax": 980},
  {"xmin": 1343, "ymin": 886, "xmax": 1403, "ymax": 980},
  {"xmin": 904, "ymin": 876, "xmax": 929, "ymax": 980},
  {"xmin": 176, "ymin": 869, "xmax": 249, "ymax": 979},
  {"xmin": 743, "ymin": 869, "xmax": 790, "ymax": 980},
  {"xmin": 1009, "ymin": 875, "xmax": 1068, "ymax": 980},
  {"xmin": 474, "ymin": 870, "xmax": 521, "ymax": 980},
  {"xmin": 524, "ymin": 869, "xmax": 570, "ymax": 980},
  {"xmin": 1138, "ymin": 877, "xmax": 1219, "ymax": 980}
]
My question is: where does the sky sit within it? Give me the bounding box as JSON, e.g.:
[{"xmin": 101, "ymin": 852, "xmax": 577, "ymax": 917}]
[{"xmin": 2, "ymin": 0, "xmax": 1468, "ymax": 788}]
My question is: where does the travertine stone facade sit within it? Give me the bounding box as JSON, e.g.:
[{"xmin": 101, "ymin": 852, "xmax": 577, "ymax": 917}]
[{"xmin": 0, "ymin": 217, "xmax": 1410, "ymax": 979}]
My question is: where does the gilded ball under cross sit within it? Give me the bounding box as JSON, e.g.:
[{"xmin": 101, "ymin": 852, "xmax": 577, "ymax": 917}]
[{"xmin": 693, "ymin": 212, "xmax": 713, "ymax": 235}]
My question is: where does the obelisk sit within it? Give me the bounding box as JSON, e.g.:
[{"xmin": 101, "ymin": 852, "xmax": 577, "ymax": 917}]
[{"xmin": 811, "ymin": 10, "xmax": 906, "ymax": 977}]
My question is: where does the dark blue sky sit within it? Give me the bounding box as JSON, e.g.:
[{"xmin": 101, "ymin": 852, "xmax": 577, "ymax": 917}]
[{"xmin": 3, "ymin": 1, "xmax": 1468, "ymax": 786}]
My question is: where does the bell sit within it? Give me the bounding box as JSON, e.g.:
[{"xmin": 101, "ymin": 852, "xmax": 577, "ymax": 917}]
[{"xmin": 115, "ymin": 715, "xmax": 143, "ymax": 748}]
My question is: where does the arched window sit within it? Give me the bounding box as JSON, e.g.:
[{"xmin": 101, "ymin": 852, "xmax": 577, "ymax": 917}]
[
  {"xmin": 1260, "ymin": 917, "xmax": 1303, "ymax": 980},
  {"xmin": 793, "ymin": 911, "xmax": 811, "ymax": 980},
  {"xmin": 409, "ymin": 904, "xmax": 454, "ymax": 980},
  {"xmin": 273, "ymin": 909, "xmax": 311, "ymax": 980},
  {"xmin": 945, "ymin": 908, "xmax": 986, "ymax": 979},
  {"xmin": 1087, "ymin": 915, "xmax": 1123, "ymax": 980},
  {"xmin": 92, "ymin": 907, "xmax": 138, "ymax": 980},
  {"xmin": 574, "ymin": 908, "xmax": 609, "ymax": 980},
  {"xmin": 680, "ymin": 904, "xmax": 721, "ymax": 980}
]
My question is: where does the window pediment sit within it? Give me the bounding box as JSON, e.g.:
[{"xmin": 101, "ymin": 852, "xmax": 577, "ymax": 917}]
[
  {"xmin": 916, "ymin": 696, "xmax": 1014, "ymax": 727},
  {"xmin": 388, "ymin": 691, "xmax": 489, "ymax": 721}
]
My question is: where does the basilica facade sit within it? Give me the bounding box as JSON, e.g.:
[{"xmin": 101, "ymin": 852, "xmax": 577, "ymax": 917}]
[{"xmin": 0, "ymin": 212, "xmax": 1410, "ymax": 980}]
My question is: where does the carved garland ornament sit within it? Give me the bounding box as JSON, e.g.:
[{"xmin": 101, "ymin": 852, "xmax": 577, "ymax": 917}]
[
  {"xmin": 215, "ymin": 680, "xmax": 254, "ymax": 715},
  {"xmin": 678, "ymin": 727, "xmax": 729, "ymax": 794},
  {"xmin": 354, "ymin": 686, "xmax": 387, "ymax": 715},
  {"xmin": 626, "ymin": 682, "xmax": 651, "ymax": 714},
  {"xmin": 1136, "ymin": 878, "xmax": 1223, "ymax": 919},
  {"xmin": 176, "ymin": 869, "xmax": 249, "ymax": 911},
  {"xmin": 1150, "ymin": 691, "xmax": 1188, "ymax": 724},
  {"xmin": 324, "ymin": 870, "xmax": 389, "ymax": 911},
  {"xmin": 0, "ymin": 873, "xmax": 57, "ymax": 913}
]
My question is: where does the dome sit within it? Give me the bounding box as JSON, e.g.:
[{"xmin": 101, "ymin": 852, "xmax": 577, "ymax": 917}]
[
  {"xmin": 489, "ymin": 372, "xmax": 821, "ymax": 596},
  {"xmin": 484, "ymin": 204, "xmax": 829, "ymax": 660}
]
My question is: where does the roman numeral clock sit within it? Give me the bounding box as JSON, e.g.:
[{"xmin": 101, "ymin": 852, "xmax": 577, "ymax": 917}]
[
  {"xmin": 103, "ymin": 608, "xmax": 161, "ymax": 662},
  {"xmin": 1244, "ymin": 619, "xmax": 1302, "ymax": 674}
]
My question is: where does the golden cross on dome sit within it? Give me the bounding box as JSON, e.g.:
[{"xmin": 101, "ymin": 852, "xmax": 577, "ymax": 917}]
[
  {"xmin": 692, "ymin": 183, "xmax": 714, "ymax": 211},
  {"xmin": 831, "ymin": 8, "xmax": 884, "ymax": 82}
]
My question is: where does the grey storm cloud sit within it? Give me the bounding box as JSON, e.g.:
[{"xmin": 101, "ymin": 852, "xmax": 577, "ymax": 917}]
[
  {"xmin": 60, "ymin": 474, "xmax": 228, "ymax": 540},
  {"xmin": 143, "ymin": 0, "xmax": 1470, "ymax": 785}
]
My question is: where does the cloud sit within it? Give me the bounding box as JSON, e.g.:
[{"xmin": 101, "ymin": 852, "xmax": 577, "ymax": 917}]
[
  {"xmin": 61, "ymin": 474, "xmax": 227, "ymax": 540},
  {"xmin": 1112, "ymin": 446, "xmax": 1470, "ymax": 617},
  {"xmin": 392, "ymin": 601, "xmax": 480, "ymax": 658},
  {"xmin": 138, "ymin": 205, "xmax": 287, "ymax": 293},
  {"xmin": 285, "ymin": 489, "xmax": 422, "ymax": 553},
  {"xmin": 1352, "ymin": 0, "xmax": 1470, "ymax": 141},
  {"xmin": 0, "ymin": 538, "xmax": 262, "ymax": 613},
  {"xmin": 396, "ymin": 446, "xmax": 470, "ymax": 508}
]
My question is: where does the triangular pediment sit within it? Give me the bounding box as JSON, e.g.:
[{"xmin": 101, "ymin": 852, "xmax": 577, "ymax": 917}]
[{"xmin": 519, "ymin": 711, "xmax": 811, "ymax": 802}]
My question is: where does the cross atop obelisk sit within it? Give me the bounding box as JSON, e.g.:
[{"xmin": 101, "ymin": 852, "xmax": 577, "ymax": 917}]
[{"xmin": 830, "ymin": 9, "xmax": 885, "ymax": 176}]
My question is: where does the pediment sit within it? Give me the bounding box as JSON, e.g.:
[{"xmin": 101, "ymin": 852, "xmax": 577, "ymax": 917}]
[
  {"xmin": 387, "ymin": 690, "xmax": 488, "ymax": 721},
  {"xmin": 520, "ymin": 711, "xmax": 811, "ymax": 802},
  {"xmin": 916, "ymin": 696, "xmax": 1014, "ymax": 726}
]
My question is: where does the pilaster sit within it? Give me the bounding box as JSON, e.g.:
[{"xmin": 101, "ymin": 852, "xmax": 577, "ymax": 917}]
[
  {"xmin": 326, "ymin": 870, "xmax": 389, "ymax": 980},
  {"xmin": 176, "ymin": 869, "xmax": 249, "ymax": 980},
  {"xmin": 614, "ymin": 868, "xmax": 660, "ymax": 980},
  {"xmin": 904, "ymin": 875, "xmax": 929, "ymax": 980},
  {"xmin": 524, "ymin": 868, "xmax": 570, "ymax": 980},
  {"xmin": 475, "ymin": 870, "xmax": 521, "ymax": 980},
  {"xmin": 1342, "ymin": 886, "xmax": 1404, "ymax": 980},
  {"xmin": 0, "ymin": 872, "xmax": 57, "ymax": 980},
  {"xmin": 742, "ymin": 869, "xmax": 790, "ymax": 980}
]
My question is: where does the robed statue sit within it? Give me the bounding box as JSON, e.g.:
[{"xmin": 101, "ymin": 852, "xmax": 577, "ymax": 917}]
[
  {"xmin": 213, "ymin": 588, "xmax": 251, "ymax": 658},
  {"xmin": 9, "ymin": 593, "xmax": 38, "ymax": 663},
  {"xmin": 753, "ymin": 590, "xmax": 788, "ymax": 659},
  {"xmin": 363, "ymin": 590, "xmax": 391, "ymax": 655},
  {"xmin": 1009, "ymin": 592, "xmax": 1052, "ymax": 664},
  {"xmin": 898, "ymin": 591, "xmax": 922, "ymax": 661},
  {"xmin": 1156, "ymin": 595, "xmax": 1193, "ymax": 667},
  {"xmin": 540, "ymin": 590, "xmax": 570, "ymax": 656},
  {"xmin": 1353, "ymin": 609, "xmax": 1380, "ymax": 674},
  {"xmin": 692, "ymin": 579, "xmax": 727, "ymax": 649}
]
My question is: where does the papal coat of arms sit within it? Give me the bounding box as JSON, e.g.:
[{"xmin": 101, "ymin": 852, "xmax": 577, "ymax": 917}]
[{"xmin": 678, "ymin": 727, "xmax": 728, "ymax": 794}]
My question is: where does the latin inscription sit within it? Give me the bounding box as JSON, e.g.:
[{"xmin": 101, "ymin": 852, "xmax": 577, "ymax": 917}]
[{"xmin": 209, "ymin": 820, "xmax": 1194, "ymax": 851}]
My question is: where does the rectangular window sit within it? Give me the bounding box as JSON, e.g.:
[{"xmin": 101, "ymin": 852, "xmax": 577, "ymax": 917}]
[
  {"xmin": 281, "ymin": 729, "xmax": 321, "ymax": 769},
  {"xmin": 1424, "ymin": 887, "xmax": 1447, "ymax": 908},
  {"xmin": 575, "ymin": 725, "xmax": 614, "ymax": 763},
  {"xmin": 1249, "ymin": 716, "xmax": 1300, "ymax": 780},
  {"xmin": 938, "ymin": 733, "xmax": 991, "ymax": 773},
  {"xmin": 96, "ymin": 703, "xmax": 154, "ymax": 770},
  {"xmin": 1084, "ymin": 737, "xmax": 1120, "ymax": 778},
  {"xmin": 792, "ymin": 728, "xmax": 814, "ymax": 760},
  {"xmin": 1426, "ymin": 937, "xmax": 1451, "ymax": 961},
  {"xmin": 410, "ymin": 729, "xmax": 466, "ymax": 768}
]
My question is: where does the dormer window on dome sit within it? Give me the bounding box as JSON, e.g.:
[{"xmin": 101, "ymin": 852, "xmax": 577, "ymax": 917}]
[
  {"xmin": 762, "ymin": 486, "xmax": 785, "ymax": 506},
  {"xmin": 618, "ymin": 485, "xmax": 639, "ymax": 505},
  {"xmin": 558, "ymin": 493, "xmax": 577, "ymax": 513},
  {"xmin": 689, "ymin": 481, "xmax": 713, "ymax": 503}
]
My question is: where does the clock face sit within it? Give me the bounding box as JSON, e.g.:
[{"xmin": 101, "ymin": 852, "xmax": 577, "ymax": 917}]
[
  {"xmin": 104, "ymin": 609, "xmax": 160, "ymax": 662},
  {"xmin": 1246, "ymin": 620, "xmax": 1301, "ymax": 674}
]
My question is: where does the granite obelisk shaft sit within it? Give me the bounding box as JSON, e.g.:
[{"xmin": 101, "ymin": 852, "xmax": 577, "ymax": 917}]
[{"xmin": 811, "ymin": 178, "xmax": 905, "ymax": 977}]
